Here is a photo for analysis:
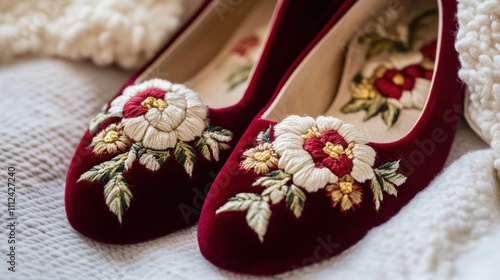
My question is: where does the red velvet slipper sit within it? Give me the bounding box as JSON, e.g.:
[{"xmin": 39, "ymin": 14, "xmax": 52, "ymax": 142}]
[
  {"xmin": 198, "ymin": 0, "xmax": 462, "ymax": 275},
  {"xmin": 65, "ymin": 0, "xmax": 348, "ymax": 244}
]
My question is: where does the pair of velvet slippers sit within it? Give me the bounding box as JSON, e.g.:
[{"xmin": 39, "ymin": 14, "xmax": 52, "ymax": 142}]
[{"xmin": 66, "ymin": 0, "xmax": 462, "ymax": 275}]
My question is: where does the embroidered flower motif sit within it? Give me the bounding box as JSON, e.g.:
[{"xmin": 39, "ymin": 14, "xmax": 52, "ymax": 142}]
[
  {"xmin": 341, "ymin": 9, "xmax": 437, "ymax": 127},
  {"xmin": 218, "ymin": 118, "xmax": 407, "ymax": 242},
  {"xmin": 232, "ymin": 34, "xmax": 260, "ymax": 57},
  {"xmin": 108, "ymin": 79, "xmax": 208, "ymax": 150},
  {"xmin": 362, "ymin": 52, "xmax": 432, "ymax": 110},
  {"xmin": 273, "ymin": 116, "xmax": 376, "ymax": 192},
  {"xmin": 326, "ymin": 175, "xmax": 362, "ymax": 211},
  {"xmin": 224, "ymin": 30, "xmax": 265, "ymax": 91},
  {"xmin": 79, "ymin": 78, "xmax": 233, "ymax": 224},
  {"xmin": 91, "ymin": 123, "xmax": 131, "ymax": 155},
  {"xmin": 241, "ymin": 143, "xmax": 279, "ymax": 175}
]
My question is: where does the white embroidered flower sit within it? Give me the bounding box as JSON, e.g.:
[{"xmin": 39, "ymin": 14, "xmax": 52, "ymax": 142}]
[
  {"xmin": 108, "ymin": 79, "xmax": 208, "ymax": 150},
  {"xmin": 240, "ymin": 143, "xmax": 279, "ymax": 175},
  {"xmin": 272, "ymin": 116, "xmax": 376, "ymax": 193},
  {"xmin": 357, "ymin": 52, "xmax": 432, "ymax": 109},
  {"xmin": 91, "ymin": 123, "xmax": 131, "ymax": 155}
]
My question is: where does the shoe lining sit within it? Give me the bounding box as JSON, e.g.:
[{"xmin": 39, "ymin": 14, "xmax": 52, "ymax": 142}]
[
  {"xmin": 136, "ymin": 0, "xmax": 276, "ymax": 109},
  {"xmin": 263, "ymin": 0, "xmax": 440, "ymax": 143}
]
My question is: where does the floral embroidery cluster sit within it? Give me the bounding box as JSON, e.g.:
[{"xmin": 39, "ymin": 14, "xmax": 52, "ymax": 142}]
[
  {"xmin": 79, "ymin": 79, "xmax": 233, "ymax": 223},
  {"xmin": 216, "ymin": 116, "xmax": 407, "ymax": 242},
  {"xmin": 341, "ymin": 10, "xmax": 438, "ymax": 127},
  {"xmin": 224, "ymin": 31, "xmax": 264, "ymax": 91}
]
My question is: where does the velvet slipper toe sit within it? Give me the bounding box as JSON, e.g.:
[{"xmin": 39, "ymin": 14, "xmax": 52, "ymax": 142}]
[{"xmin": 198, "ymin": 0, "xmax": 462, "ymax": 275}]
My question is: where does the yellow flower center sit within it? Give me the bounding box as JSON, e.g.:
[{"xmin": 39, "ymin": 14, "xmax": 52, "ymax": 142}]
[
  {"xmin": 323, "ymin": 142, "xmax": 346, "ymax": 159},
  {"xmin": 103, "ymin": 131, "xmax": 120, "ymax": 143},
  {"xmin": 323, "ymin": 142, "xmax": 355, "ymax": 159},
  {"xmin": 352, "ymin": 79, "xmax": 378, "ymax": 99},
  {"xmin": 253, "ymin": 150, "xmax": 272, "ymax": 162},
  {"xmin": 141, "ymin": 96, "xmax": 168, "ymax": 112},
  {"xmin": 392, "ymin": 74, "xmax": 405, "ymax": 86},
  {"xmin": 301, "ymin": 127, "xmax": 322, "ymax": 140},
  {"xmin": 339, "ymin": 181, "xmax": 353, "ymax": 194}
]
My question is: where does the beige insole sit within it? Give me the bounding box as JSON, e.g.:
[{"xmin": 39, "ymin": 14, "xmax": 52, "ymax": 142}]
[
  {"xmin": 137, "ymin": 0, "xmax": 275, "ymax": 109},
  {"xmin": 263, "ymin": 0, "xmax": 440, "ymax": 143}
]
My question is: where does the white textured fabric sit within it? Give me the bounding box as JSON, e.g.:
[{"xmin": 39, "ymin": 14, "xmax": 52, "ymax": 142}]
[
  {"xmin": 456, "ymin": 0, "xmax": 500, "ymax": 178},
  {"xmin": 0, "ymin": 58, "xmax": 497, "ymax": 280},
  {"xmin": 0, "ymin": 0, "xmax": 190, "ymax": 69}
]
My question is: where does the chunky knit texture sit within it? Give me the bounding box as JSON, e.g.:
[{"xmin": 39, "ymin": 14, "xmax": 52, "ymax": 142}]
[
  {"xmin": 456, "ymin": 0, "xmax": 500, "ymax": 177},
  {"xmin": 0, "ymin": 0, "xmax": 194, "ymax": 69},
  {"xmin": 0, "ymin": 58, "xmax": 496, "ymax": 279}
]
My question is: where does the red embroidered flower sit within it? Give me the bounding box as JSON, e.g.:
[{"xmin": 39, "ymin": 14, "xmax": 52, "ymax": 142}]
[
  {"xmin": 357, "ymin": 52, "xmax": 434, "ymax": 109},
  {"xmin": 303, "ymin": 129, "xmax": 355, "ymax": 177},
  {"xmin": 273, "ymin": 116, "xmax": 376, "ymax": 193},
  {"xmin": 232, "ymin": 34, "xmax": 260, "ymax": 57},
  {"xmin": 373, "ymin": 64, "xmax": 427, "ymax": 99}
]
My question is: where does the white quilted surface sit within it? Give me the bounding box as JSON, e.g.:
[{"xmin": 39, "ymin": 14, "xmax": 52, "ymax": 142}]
[{"xmin": 0, "ymin": 58, "xmax": 497, "ymax": 280}]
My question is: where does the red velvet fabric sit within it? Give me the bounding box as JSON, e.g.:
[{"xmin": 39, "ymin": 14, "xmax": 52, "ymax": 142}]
[
  {"xmin": 65, "ymin": 0, "xmax": 347, "ymax": 244},
  {"xmin": 198, "ymin": 0, "xmax": 462, "ymax": 275}
]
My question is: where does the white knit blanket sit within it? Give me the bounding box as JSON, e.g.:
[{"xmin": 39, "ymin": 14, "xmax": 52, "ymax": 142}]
[{"xmin": 0, "ymin": 1, "xmax": 499, "ymax": 279}]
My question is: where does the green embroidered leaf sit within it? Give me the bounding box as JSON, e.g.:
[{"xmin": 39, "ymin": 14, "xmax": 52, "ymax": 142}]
[
  {"xmin": 103, "ymin": 173, "xmax": 132, "ymax": 224},
  {"xmin": 174, "ymin": 141, "xmax": 197, "ymax": 177},
  {"xmin": 227, "ymin": 62, "xmax": 254, "ymax": 91},
  {"xmin": 246, "ymin": 199, "xmax": 271, "ymax": 242},
  {"xmin": 341, "ymin": 98, "xmax": 370, "ymax": 114},
  {"xmin": 124, "ymin": 143, "xmax": 146, "ymax": 170},
  {"xmin": 202, "ymin": 126, "xmax": 233, "ymax": 161},
  {"xmin": 375, "ymin": 160, "xmax": 407, "ymax": 187},
  {"xmin": 144, "ymin": 148, "xmax": 171, "ymax": 166},
  {"xmin": 363, "ymin": 95, "xmax": 386, "ymax": 121},
  {"xmin": 382, "ymin": 102, "xmax": 401, "ymax": 127},
  {"xmin": 205, "ymin": 126, "xmax": 233, "ymax": 140},
  {"xmin": 138, "ymin": 148, "xmax": 171, "ymax": 172},
  {"xmin": 78, "ymin": 153, "xmax": 128, "ymax": 183},
  {"xmin": 194, "ymin": 137, "xmax": 212, "ymax": 161},
  {"xmin": 286, "ymin": 185, "xmax": 306, "ymax": 218},
  {"xmin": 256, "ymin": 127, "xmax": 272, "ymax": 143},
  {"xmin": 261, "ymin": 185, "xmax": 279, "ymax": 196},
  {"xmin": 88, "ymin": 104, "xmax": 122, "ymax": 134},
  {"xmin": 261, "ymin": 185, "xmax": 288, "ymax": 204},
  {"xmin": 204, "ymin": 137, "xmax": 220, "ymax": 162},
  {"xmin": 365, "ymin": 37, "xmax": 407, "ymax": 59},
  {"xmin": 219, "ymin": 143, "xmax": 231, "ymax": 150},
  {"xmin": 216, "ymin": 193, "xmax": 262, "ymax": 213},
  {"xmin": 371, "ymin": 160, "xmax": 407, "ymax": 210},
  {"xmin": 409, "ymin": 10, "xmax": 438, "ymax": 49},
  {"xmin": 371, "ymin": 175, "xmax": 384, "ymax": 211},
  {"xmin": 216, "ymin": 193, "xmax": 272, "ymax": 241},
  {"xmin": 357, "ymin": 32, "xmax": 379, "ymax": 45},
  {"xmin": 252, "ymin": 170, "xmax": 292, "ymax": 189}
]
